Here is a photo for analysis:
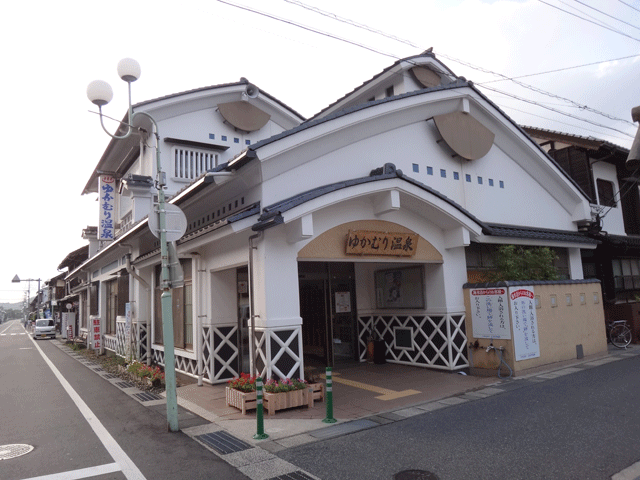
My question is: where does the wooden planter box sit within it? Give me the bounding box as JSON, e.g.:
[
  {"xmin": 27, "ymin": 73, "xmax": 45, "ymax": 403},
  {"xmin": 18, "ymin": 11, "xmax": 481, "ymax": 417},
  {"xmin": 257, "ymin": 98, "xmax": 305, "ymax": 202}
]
[
  {"xmin": 226, "ymin": 387, "xmax": 257, "ymax": 415},
  {"xmin": 226, "ymin": 383, "xmax": 324, "ymax": 416}
]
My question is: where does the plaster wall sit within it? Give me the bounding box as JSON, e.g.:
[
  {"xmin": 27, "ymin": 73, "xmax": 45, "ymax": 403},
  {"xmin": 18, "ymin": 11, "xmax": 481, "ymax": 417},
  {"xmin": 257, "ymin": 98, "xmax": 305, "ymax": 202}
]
[
  {"xmin": 261, "ymin": 118, "xmax": 582, "ymax": 235},
  {"xmin": 464, "ymin": 282, "xmax": 607, "ymax": 376},
  {"xmin": 591, "ymin": 160, "xmax": 625, "ymax": 235}
]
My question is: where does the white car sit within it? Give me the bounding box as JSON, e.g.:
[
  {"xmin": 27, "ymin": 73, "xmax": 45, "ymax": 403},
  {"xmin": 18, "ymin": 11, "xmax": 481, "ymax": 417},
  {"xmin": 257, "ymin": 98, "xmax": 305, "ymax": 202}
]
[{"xmin": 33, "ymin": 319, "xmax": 56, "ymax": 340}]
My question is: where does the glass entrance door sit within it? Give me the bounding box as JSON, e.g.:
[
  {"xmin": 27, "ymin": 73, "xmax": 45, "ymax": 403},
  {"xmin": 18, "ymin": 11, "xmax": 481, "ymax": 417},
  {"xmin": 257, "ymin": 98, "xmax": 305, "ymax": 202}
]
[{"xmin": 328, "ymin": 262, "xmax": 357, "ymax": 365}]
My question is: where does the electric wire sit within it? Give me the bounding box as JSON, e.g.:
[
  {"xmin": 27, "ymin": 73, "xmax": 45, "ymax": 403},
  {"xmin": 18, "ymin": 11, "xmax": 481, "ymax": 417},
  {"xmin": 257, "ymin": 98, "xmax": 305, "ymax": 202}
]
[
  {"xmin": 574, "ymin": 0, "xmax": 640, "ymax": 32},
  {"xmin": 537, "ymin": 0, "xmax": 640, "ymax": 42},
  {"xmin": 218, "ymin": 0, "xmax": 634, "ymax": 138},
  {"xmin": 619, "ymin": 0, "xmax": 640, "ymax": 14},
  {"xmin": 281, "ymin": 0, "xmax": 635, "ymax": 128}
]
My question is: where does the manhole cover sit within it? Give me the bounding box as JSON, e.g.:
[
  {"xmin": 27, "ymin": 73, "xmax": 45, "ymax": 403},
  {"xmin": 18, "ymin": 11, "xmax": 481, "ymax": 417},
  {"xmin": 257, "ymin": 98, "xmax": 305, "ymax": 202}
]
[
  {"xmin": 0, "ymin": 444, "xmax": 34, "ymax": 460},
  {"xmin": 394, "ymin": 470, "xmax": 439, "ymax": 480}
]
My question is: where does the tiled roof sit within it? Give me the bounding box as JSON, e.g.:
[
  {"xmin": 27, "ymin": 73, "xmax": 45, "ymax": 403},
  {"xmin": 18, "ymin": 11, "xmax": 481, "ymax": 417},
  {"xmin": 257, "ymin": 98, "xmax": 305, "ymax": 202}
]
[{"xmin": 485, "ymin": 223, "xmax": 598, "ymax": 245}]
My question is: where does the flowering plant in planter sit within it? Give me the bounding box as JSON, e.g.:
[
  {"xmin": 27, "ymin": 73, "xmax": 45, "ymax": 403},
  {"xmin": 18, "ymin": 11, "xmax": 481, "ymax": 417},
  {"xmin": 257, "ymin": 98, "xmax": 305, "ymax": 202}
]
[
  {"xmin": 127, "ymin": 361, "xmax": 165, "ymax": 385},
  {"xmin": 264, "ymin": 377, "xmax": 307, "ymax": 393},
  {"xmin": 228, "ymin": 373, "xmax": 257, "ymax": 392}
]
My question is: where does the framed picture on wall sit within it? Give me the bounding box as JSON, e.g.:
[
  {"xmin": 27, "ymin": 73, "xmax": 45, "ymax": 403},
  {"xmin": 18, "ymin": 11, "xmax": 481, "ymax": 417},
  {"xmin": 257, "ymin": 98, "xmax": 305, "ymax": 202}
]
[{"xmin": 375, "ymin": 266, "xmax": 425, "ymax": 309}]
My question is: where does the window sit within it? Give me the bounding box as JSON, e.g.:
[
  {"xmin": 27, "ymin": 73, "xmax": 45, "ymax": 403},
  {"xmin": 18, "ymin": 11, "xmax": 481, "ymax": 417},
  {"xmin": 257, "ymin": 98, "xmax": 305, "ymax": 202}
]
[
  {"xmin": 386, "ymin": 85, "xmax": 394, "ymax": 97},
  {"xmin": 427, "ymin": 166, "xmax": 433, "ymax": 175},
  {"xmin": 154, "ymin": 258, "xmax": 193, "ymax": 349},
  {"xmin": 478, "ymin": 177, "xmax": 483, "ymax": 185},
  {"xmin": 105, "ymin": 275, "xmax": 129, "ymax": 335},
  {"xmin": 466, "ymin": 174, "xmax": 471, "ymax": 182},
  {"xmin": 172, "ymin": 147, "xmax": 217, "ymax": 181},
  {"xmin": 612, "ymin": 259, "xmax": 640, "ymax": 291},
  {"xmin": 453, "ymin": 172, "xmax": 459, "ymax": 180},
  {"xmin": 499, "ymin": 180, "xmax": 505, "ymax": 188},
  {"xmin": 596, "ymin": 179, "xmax": 616, "ymax": 207},
  {"xmin": 489, "ymin": 179, "xmax": 494, "ymax": 186},
  {"xmin": 412, "ymin": 163, "xmax": 419, "ymax": 173},
  {"xmin": 440, "ymin": 169, "xmax": 446, "ymax": 178}
]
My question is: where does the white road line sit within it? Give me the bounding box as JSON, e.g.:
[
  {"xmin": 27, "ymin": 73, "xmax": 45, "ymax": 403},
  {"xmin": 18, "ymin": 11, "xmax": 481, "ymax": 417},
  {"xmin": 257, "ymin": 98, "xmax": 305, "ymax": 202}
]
[
  {"xmin": 21, "ymin": 462, "xmax": 121, "ymax": 480},
  {"xmin": 0, "ymin": 320, "xmax": 16, "ymax": 334},
  {"xmin": 30, "ymin": 337, "xmax": 146, "ymax": 480}
]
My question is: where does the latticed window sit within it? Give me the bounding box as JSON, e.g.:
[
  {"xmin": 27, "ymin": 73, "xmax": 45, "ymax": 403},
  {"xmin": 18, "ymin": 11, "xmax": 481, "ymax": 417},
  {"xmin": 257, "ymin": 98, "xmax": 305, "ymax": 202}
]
[
  {"xmin": 154, "ymin": 259, "xmax": 193, "ymax": 349},
  {"xmin": 172, "ymin": 147, "xmax": 217, "ymax": 180}
]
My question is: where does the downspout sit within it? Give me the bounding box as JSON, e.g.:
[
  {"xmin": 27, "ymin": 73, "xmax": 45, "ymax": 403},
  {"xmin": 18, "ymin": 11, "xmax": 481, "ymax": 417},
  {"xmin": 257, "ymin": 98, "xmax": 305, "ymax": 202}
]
[
  {"xmin": 248, "ymin": 231, "xmax": 262, "ymax": 378},
  {"xmin": 124, "ymin": 254, "xmax": 151, "ymax": 365},
  {"xmin": 190, "ymin": 252, "xmax": 205, "ymax": 386}
]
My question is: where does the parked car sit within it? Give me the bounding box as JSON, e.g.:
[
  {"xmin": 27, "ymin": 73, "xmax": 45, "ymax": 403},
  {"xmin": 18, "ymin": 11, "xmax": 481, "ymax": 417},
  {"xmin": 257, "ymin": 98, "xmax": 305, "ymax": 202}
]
[{"xmin": 33, "ymin": 319, "xmax": 56, "ymax": 340}]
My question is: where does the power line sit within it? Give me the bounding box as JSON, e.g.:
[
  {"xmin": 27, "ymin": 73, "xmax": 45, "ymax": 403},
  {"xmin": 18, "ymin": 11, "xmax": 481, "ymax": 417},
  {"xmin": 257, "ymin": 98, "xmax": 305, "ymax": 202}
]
[
  {"xmin": 619, "ymin": 0, "xmax": 640, "ymax": 14},
  {"xmin": 537, "ymin": 0, "xmax": 640, "ymax": 42},
  {"xmin": 282, "ymin": 0, "xmax": 635, "ymax": 128},
  {"xmin": 480, "ymin": 54, "xmax": 640, "ymax": 83},
  {"xmin": 219, "ymin": 0, "xmax": 633, "ymax": 137},
  {"xmin": 574, "ymin": 0, "xmax": 640, "ymax": 31}
]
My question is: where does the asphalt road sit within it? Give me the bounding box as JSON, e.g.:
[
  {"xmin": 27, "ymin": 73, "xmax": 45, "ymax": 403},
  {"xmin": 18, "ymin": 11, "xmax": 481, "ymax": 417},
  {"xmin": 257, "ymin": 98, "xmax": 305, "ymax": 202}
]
[
  {"xmin": 277, "ymin": 354, "xmax": 640, "ymax": 480},
  {"xmin": 0, "ymin": 319, "xmax": 249, "ymax": 480}
]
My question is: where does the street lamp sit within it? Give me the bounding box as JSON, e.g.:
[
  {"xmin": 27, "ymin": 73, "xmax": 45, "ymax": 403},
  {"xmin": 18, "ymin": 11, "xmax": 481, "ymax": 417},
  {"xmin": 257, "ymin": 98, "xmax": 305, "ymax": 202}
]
[
  {"xmin": 87, "ymin": 58, "xmax": 180, "ymax": 432},
  {"xmin": 12, "ymin": 275, "xmax": 41, "ymax": 323}
]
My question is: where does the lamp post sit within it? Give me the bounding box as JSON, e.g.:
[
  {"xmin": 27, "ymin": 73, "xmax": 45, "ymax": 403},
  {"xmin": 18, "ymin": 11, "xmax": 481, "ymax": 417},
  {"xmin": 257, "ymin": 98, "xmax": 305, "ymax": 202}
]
[
  {"xmin": 12, "ymin": 275, "xmax": 41, "ymax": 324},
  {"xmin": 86, "ymin": 59, "xmax": 179, "ymax": 432}
]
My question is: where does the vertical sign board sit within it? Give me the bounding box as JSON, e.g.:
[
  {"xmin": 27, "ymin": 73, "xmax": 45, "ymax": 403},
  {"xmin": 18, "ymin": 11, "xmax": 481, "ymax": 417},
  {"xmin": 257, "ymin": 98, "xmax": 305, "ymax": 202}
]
[
  {"xmin": 125, "ymin": 303, "xmax": 132, "ymax": 359},
  {"xmin": 470, "ymin": 288, "xmax": 510, "ymax": 339},
  {"xmin": 92, "ymin": 316, "xmax": 102, "ymax": 351},
  {"xmin": 61, "ymin": 312, "xmax": 69, "ymax": 339},
  {"xmin": 99, "ymin": 175, "xmax": 116, "ymax": 241},
  {"xmin": 509, "ymin": 286, "xmax": 540, "ymax": 361}
]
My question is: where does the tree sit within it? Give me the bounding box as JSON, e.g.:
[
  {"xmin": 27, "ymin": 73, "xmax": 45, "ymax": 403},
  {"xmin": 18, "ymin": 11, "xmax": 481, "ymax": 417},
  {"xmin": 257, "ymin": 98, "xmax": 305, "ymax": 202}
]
[{"xmin": 490, "ymin": 245, "xmax": 558, "ymax": 282}]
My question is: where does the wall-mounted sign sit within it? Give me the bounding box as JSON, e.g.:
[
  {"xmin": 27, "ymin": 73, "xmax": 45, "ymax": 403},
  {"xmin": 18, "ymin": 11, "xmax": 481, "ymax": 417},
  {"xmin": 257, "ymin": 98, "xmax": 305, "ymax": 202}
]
[
  {"xmin": 92, "ymin": 317, "xmax": 102, "ymax": 350},
  {"xmin": 470, "ymin": 288, "xmax": 510, "ymax": 339},
  {"xmin": 346, "ymin": 230, "xmax": 418, "ymax": 256},
  {"xmin": 335, "ymin": 292, "xmax": 351, "ymax": 313},
  {"xmin": 99, "ymin": 175, "xmax": 116, "ymax": 241},
  {"xmin": 509, "ymin": 286, "xmax": 540, "ymax": 361}
]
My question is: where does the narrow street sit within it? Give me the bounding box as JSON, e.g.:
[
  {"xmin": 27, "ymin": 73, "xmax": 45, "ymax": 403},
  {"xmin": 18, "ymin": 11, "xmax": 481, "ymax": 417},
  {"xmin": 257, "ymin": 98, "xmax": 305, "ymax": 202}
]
[
  {"xmin": 0, "ymin": 319, "xmax": 248, "ymax": 480},
  {"xmin": 275, "ymin": 354, "xmax": 640, "ymax": 480}
]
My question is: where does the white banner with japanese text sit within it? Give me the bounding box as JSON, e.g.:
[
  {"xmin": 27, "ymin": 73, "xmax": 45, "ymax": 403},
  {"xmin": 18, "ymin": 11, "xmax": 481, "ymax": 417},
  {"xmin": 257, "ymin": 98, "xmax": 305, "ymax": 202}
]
[
  {"xmin": 469, "ymin": 288, "xmax": 510, "ymax": 339},
  {"xmin": 509, "ymin": 286, "xmax": 541, "ymax": 361},
  {"xmin": 99, "ymin": 175, "xmax": 116, "ymax": 241}
]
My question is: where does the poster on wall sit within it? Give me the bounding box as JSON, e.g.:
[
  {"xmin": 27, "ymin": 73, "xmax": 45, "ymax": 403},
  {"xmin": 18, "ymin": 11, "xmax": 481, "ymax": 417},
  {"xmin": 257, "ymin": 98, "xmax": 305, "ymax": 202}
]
[
  {"xmin": 509, "ymin": 286, "xmax": 541, "ymax": 361},
  {"xmin": 469, "ymin": 288, "xmax": 510, "ymax": 339},
  {"xmin": 335, "ymin": 292, "xmax": 351, "ymax": 313},
  {"xmin": 375, "ymin": 267, "xmax": 424, "ymax": 309}
]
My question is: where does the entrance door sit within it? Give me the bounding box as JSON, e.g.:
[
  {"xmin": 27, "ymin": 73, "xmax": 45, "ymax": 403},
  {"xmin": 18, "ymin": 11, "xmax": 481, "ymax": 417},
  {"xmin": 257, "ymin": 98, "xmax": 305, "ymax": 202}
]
[{"xmin": 299, "ymin": 262, "xmax": 357, "ymax": 368}]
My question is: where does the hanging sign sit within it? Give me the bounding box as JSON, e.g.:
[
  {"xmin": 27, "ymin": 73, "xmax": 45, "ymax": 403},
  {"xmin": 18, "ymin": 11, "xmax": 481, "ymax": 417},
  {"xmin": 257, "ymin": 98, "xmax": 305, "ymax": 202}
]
[
  {"xmin": 99, "ymin": 175, "xmax": 116, "ymax": 241},
  {"xmin": 346, "ymin": 230, "xmax": 417, "ymax": 256},
  {"xmin": 469, "ymin": 288, "xmax": 510, "ymax": 339},
  {"xmin": 509, "ymin": 286, "xmax": 540, "ymax": 361}
]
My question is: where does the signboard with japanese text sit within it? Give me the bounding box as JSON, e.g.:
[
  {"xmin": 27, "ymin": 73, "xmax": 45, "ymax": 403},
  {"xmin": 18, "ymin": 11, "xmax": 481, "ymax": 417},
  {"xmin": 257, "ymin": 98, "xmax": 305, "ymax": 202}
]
[
  {"xmin": 125, "ymin": 303, "xmax": 131, "ymax": 358},
  {"xmin": 99, "ymin": 175, "xmax": 116, "ymax": 241},
  {"xmin": 346, "ymin": 230, "xmax": 418, "ymax": 256},
  {"xmin": 509, "ymin": 286, "xmax": 541, "ymax": 361},
  {"xmin": 92, "ymin": 316, "xmax": 102, "ymax": 350},
  {"xmin": 469, "ymin": 288, "xmax": 510, "ymax": 339}
]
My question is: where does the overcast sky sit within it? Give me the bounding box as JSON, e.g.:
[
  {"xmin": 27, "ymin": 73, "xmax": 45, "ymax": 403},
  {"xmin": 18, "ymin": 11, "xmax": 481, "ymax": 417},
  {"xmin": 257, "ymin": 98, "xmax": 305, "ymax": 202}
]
[{"xmin": 1, "ymin": 0, "xmax": 638, "ymax": 304}]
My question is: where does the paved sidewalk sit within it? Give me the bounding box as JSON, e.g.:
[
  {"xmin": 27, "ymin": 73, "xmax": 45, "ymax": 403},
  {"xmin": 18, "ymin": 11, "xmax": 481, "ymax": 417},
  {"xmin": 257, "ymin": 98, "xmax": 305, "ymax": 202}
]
[{"xmin": 53, "ymin": 339, "xmax": 640, "ymax": 480}]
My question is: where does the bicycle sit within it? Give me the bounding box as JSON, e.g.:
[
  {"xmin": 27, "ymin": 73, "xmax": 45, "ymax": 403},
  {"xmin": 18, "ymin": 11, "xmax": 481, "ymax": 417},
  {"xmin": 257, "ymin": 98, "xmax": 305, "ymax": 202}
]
[{"xmin": 607, "ymin": 320, "xmax": 632, "ymax": 349}]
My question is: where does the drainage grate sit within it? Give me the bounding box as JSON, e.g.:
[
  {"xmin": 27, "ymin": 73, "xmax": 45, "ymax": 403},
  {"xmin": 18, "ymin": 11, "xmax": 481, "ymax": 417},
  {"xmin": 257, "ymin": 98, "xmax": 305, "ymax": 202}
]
[
  {"xmin": 267, "ymin": 472, "xmax": 317, "ymax": 480},
  {"xmin": 103, "ymin": 374, "xmax": 117, "ymax": 379},
  {"xmin": 92, "ymin": 367, "xmax": 104, "ymax": 372},
  {"xmin": 394, "ymin": 470, "xmax": 439, "ymax": 480},
  {"xmin": 0, "ymin": 444, "xmax": 34, "ymax": 460},
  {"xmin": 132, "ymin": 392, "xmax": 162, "ymax": 402},
  {"xmin": 195, "ymin": 431, "xmax": 252, "ymax": 455},
  {"xmin": 116, "ymin": 381, "xmax": 134, "ymax": 389}
]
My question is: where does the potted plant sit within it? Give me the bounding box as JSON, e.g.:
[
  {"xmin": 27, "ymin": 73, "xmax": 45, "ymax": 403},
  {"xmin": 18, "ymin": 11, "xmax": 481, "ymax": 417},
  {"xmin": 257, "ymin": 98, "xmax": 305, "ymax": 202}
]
[{"xmin": 226, "ymin": 373, "xmax": 258, "ymax": 414}]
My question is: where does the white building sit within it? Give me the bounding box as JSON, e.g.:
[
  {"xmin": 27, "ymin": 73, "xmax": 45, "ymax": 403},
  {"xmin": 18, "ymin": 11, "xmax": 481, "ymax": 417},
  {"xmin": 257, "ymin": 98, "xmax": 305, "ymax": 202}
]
[{"xmin": 68, "ymin": 51, "xmax": 597, "ymax": 383}]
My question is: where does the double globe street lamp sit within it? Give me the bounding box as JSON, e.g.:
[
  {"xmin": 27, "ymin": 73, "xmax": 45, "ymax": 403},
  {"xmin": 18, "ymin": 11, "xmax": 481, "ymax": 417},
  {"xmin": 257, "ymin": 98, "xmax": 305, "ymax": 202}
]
[{"xmin": 87, "ymin": 59, "xmax": 180, "ymax": 432}]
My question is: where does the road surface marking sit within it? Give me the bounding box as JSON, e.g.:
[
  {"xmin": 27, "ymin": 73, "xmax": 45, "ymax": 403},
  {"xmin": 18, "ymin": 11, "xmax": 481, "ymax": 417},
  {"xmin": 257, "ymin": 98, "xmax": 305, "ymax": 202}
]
[
  {"xmin": 30, "ymin": 337, "xmax": 146, "ymax": 480},
  {"xmin": 21, "ymin": 462, "xmax": 120, "ymax": 480},
  {"xmin": 322, "ymin": 373, "xmax": 420, "ymax": 400}
]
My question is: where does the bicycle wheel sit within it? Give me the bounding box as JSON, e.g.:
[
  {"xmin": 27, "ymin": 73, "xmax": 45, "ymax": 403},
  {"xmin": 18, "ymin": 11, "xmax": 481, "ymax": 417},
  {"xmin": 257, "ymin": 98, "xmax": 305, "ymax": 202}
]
[{"xmin": 610, "ymin": 324, "xmax": 632, "ymax": 348}]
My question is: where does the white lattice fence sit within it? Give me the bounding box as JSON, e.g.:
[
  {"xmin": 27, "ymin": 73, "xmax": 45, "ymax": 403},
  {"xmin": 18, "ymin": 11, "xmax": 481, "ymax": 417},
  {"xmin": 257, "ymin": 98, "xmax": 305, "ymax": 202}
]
[
  {"xmin": 103, "ymin": 334, "xmax": 117, "ymax": 353},
  {"xmin": 358, "ymin": 313, "xmax": 468, "ymax": 370},
  {"xmin": 254, "ymin": 326, "xmax": 303, "ymax": 380},
  {"xmin": 133, "ymin": 322, "xmax": 148, "ymax": 363},
  {"xmin": 115, "ymin": 320, "xmax": 126, "ymax": 358}
]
